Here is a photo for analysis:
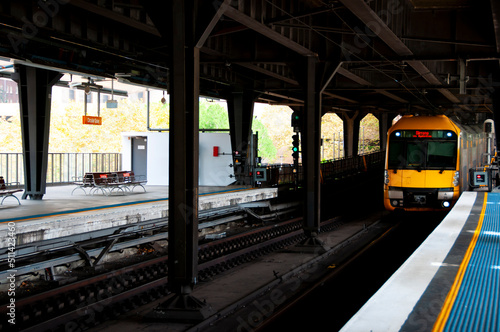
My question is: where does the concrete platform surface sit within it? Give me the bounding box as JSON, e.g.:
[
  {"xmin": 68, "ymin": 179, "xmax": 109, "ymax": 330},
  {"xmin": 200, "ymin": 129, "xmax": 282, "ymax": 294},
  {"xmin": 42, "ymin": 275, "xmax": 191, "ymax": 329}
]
[{"xmin": 0, "ymin": 185, "xmax": 277, "ymax": 248}]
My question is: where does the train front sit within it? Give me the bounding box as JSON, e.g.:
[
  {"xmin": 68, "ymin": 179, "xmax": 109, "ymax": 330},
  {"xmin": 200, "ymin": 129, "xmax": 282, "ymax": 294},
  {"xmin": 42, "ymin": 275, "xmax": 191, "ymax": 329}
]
[{"xmin": 383, "ymin": 115, "xmax": 461, "ymax": 211}]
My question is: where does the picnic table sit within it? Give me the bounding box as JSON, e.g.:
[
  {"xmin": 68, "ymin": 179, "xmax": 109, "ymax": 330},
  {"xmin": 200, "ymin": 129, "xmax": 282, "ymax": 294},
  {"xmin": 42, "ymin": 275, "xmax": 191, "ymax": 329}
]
[{"xmin": 72, "ymin": 171, "xmax": 147, "ymax": 196}]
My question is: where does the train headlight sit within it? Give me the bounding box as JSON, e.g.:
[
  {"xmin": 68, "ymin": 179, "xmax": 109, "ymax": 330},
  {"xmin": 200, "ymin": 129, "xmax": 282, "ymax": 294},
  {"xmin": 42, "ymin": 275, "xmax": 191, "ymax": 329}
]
[
  {"xmin": 453, "ymin": 171, "xmax": 460, "ymax": 186},
  {"xmin": 384, "ymin": 170, "xmax": 389, "ymax": 184},
  {"xmin": 442, "ymin": 201, "xmax": 451, "ymax": 208}
]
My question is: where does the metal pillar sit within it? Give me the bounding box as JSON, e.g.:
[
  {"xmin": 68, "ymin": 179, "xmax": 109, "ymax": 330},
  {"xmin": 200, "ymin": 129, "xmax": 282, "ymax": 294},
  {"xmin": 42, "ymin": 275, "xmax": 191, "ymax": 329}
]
[
  {"xmin": 342, "ymin": 111, "xmax": 364, "ymax": 158},
  {"xmin": 376, "ymin": 112, "xmax": 396, "ymax": 151},
  {"xmin": 227, "ymin": 89, "xmax": 255, "ymax": 185},
  {"xmin": 13, "ymin": 65, "xmax": 62, "ymax": 200},
  {"xmin": 492, "ymin": 86, "xmax": 500, "ymax": 150},
  {"xmin": 145, "ymin": 0, "xmax": 211, "ymax": 321},
  {"xmin": 297, "ymin": 56, "xmax": 325, "ymax": 252}
]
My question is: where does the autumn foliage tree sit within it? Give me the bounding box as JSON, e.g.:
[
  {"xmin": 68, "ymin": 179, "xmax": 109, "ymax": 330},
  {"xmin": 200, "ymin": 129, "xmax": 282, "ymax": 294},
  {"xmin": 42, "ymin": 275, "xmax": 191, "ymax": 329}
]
[{"xmin": 0, "ymin": 98, "xmax": 380, "ymax": 162}]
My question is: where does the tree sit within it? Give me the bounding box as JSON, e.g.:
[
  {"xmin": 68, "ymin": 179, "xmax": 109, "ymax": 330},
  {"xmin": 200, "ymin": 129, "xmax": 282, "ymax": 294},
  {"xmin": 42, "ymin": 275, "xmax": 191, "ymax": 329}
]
[
  {"xmin": 199, "ymin": 101, "xmax": 229, "ymax": 130},
  {"xmin": 252, "ymin": 117, "xmax": 277, "ymax": 163}
]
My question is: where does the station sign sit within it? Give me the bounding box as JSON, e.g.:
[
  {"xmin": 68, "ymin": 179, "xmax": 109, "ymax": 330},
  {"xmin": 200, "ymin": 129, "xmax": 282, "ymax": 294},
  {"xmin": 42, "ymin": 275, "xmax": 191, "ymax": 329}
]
[{"xmin": 82, "ymin": 115, "xmax": 102, "ymax": 125}]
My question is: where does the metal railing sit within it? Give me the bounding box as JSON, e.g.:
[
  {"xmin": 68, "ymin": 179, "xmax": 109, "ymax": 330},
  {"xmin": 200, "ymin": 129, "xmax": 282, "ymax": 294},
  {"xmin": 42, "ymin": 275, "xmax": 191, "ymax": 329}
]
[
  {"xmin": 0, "ymin": 153, "xmax": 121, "ymax": 185},
  {"xmin": 265, "ymin": 151, "xmax": 385, "ymax": 186}
]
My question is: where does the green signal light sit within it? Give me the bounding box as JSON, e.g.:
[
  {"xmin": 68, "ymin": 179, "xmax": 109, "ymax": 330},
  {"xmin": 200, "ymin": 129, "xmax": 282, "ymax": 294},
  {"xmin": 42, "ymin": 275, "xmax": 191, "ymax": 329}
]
[{"xmin": 292, "ymin": 147, "xmax": 298, "ymax": 152}]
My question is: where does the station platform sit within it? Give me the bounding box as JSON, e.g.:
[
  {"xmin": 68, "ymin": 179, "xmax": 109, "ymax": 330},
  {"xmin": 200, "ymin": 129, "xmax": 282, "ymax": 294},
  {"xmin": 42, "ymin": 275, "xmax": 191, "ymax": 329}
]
[
  {"xmin": 341, "ymin": 190, "xmax": 499, "ymax": 331},
  {"xmin": 0, "ymin": 185, "xmax": 277, "ymax": 248}
]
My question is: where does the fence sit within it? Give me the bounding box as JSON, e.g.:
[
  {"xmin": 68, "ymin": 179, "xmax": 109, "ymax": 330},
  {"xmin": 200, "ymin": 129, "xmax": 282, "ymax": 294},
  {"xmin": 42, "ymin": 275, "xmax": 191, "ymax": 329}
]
[
  {"xmin": 266, "ymin": 151, "xmax": 385, "ymax": 186},
  {"xmin": 0, "ymin": 153, "xmax": 121, "ymax": 185}
]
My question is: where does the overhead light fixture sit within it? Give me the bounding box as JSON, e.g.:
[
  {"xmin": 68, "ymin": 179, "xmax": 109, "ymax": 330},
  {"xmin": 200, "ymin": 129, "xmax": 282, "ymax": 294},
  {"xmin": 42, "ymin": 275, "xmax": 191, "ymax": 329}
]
[
  {"xmin": 84, "ymin": 86, "xmax": 91, "ymax": 95},
  {"xmin": 161, "ymin": 91, "xmax": 166, "ymax": 104}
]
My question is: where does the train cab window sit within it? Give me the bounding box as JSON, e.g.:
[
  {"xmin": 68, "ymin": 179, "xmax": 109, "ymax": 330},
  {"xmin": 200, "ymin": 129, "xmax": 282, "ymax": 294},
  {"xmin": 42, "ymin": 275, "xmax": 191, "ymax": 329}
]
[
  {"xmin": 388, "ymin": 130, "xmax": 457, "ymax": 170},
  {"xmin": 406, "ymin": 143, "xmax": 425, "ymax": 167},
  {"xmin": 427, "ymin": 142, "xmax": 456, "ymax": 168},
  {"xmin": 388, "ymin": 141, "xmax": 404, "ymax": 168}
]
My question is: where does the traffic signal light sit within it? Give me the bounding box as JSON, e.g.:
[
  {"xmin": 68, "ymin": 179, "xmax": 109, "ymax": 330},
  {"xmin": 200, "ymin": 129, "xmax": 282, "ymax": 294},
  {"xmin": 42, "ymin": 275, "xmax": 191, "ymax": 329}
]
[
  {"xmin": 292, "ymin": 133, "xmax": 299, "ymax": 159},
  {"xmin": 234, "ymin": 150, "xmax": 241, "ymax": 166},
  {"xmin": 291, "ymin": 111, "xmax": 301, "ymax": 130}
]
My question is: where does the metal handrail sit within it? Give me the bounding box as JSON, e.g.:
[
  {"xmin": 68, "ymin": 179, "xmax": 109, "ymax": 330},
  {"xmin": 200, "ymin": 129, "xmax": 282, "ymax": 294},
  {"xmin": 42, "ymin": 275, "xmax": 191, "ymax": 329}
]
[
  {"xmin": 0, "ymin": 153, "xmax": 121, "ymax": 185},
  {"xmin": 265, "ymin": 151, "xmax": 385, "ymax": 186}
]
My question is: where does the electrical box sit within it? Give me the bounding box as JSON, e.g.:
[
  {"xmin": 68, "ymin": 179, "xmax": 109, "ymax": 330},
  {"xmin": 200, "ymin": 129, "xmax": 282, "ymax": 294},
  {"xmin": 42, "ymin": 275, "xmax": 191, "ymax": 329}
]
[
  {"xmin": 253, "ymin": 167, "xmax": 267, "ymax": 182},
  {"xmin": 469, "ymin": 168, "xmax": 492, "ymax": 191}
]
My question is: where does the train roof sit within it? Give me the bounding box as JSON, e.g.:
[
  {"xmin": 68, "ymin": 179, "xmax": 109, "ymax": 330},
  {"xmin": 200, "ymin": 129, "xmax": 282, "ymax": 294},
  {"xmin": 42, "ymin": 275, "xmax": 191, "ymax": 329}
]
[{"xmin": 389, "ymin": 115, "xmax": 482, "ymax": 135}]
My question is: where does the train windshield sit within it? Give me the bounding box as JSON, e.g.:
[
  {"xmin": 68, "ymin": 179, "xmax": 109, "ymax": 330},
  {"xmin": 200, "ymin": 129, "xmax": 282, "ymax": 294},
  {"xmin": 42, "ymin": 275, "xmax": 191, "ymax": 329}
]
[{"xmin": 388, "ymin": 130, "xmax": 457, "ymax": 170}]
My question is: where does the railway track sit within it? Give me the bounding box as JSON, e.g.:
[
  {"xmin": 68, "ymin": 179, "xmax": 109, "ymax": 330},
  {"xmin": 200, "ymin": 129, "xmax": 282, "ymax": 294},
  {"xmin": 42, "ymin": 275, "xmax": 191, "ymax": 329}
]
[{"xmin": 1, "ymin": 216, "xmax": 346, "ymax": 332}]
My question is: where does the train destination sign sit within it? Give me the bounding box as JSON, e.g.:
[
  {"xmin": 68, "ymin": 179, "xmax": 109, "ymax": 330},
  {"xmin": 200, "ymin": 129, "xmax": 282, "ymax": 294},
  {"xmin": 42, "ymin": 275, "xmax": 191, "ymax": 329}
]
[
  {"xmin": 393, "ymin": 130, "xmax": 456, "ymax": 139},
  {"xmin": 413, "ymin": 131, "xmax": 432, "ymax": 138},
  {"xmin": 82, "ymin": 115, "xmax": 102, "ymax": 125}
]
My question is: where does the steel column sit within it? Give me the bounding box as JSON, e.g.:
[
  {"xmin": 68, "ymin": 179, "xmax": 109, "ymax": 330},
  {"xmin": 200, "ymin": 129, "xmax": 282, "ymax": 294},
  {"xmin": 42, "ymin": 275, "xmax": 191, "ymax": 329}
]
[
  {"xmin": 342, "ymin": 111, "xmax": 365, "ymax": 158},
  {"xmin": 376, "ymin": 112, "xmax": 396, "ymax": 151},
  {"xmin": 144, "ymin": 0, "xmax": 210, "ymax": 321},
  {"xmin": 298, "ymin": 56, "xmax": 324, "ymax": 250},
  {"xmin": 492, "ymin": 85, "xmax": 500, "ymax": 149},
  {"xmin": 14, "ymin": 65, "xmax": 62, "ymax": 200},
  {"xmin": 227, "ymin": 90, "xmax": 255, "ymax": 185}
]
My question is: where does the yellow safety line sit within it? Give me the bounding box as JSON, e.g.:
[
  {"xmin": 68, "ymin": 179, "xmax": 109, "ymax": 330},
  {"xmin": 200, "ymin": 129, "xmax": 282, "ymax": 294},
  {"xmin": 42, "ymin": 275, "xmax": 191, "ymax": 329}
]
[
  {"xmin": 432, "ymin": 193, "xmax": 488, "ymax": 332},
  {"xmin": 2, "ymin": 187, "xmax": 256, "ymax": 223}
]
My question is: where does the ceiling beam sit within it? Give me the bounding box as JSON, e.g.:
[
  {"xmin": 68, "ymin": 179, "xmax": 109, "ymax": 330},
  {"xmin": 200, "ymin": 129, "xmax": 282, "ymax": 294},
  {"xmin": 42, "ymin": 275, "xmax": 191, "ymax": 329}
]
[
  {"xmin": 221, "ymin": 4, "xmax": 317, "ymax": 57},
  {"xmin": 197, "ymin": 0, "xmax": 232, "ymax": 48},
  {"xmin": 69, "ymin": 0, "xmax": 160, "ymax": 36},
  {"xmin": 490, "ymin": 0, "xmax": 500, "ymax": 54},
  {"xmin": 337, "ymin": 66, "xmax": 409, "ymax": 103},
  {"xmin": 263, "ymin": 91, "xmax": 304, "ymax": 103},
  {"xmin": 235, "ymin": 63, "xmax": 299, "ymax": 85},
  {"xmin": 374, "ymin": 89, "xmax": 409, "ymax": 103},
  {"xmin": 337, "ymin": 67, "xmax": 372, "ymax": 86},
  {"xmin": 338, "ymin": 0, "xmax": 413, "ymax": 57},
  {"xmin": 338, "ymin": 0, "xmax": 466, "ymax": 109}
]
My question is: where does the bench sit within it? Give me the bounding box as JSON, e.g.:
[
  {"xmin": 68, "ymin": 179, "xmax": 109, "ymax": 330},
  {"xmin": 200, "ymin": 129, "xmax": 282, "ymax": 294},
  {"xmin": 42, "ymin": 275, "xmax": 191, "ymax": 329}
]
[
  {"xmin": 0, "ymin": 176, "xmax": 23, "ymax": 205},
  {"xmin": 72, "ymin": 171, "xmax": 147, "ymax": 196}
]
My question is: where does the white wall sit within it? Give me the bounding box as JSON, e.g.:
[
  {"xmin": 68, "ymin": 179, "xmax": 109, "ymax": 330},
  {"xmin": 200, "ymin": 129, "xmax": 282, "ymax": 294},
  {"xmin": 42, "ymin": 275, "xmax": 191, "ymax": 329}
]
[
  {"xmin": 121, "ymin": 132, "xmax": 234, "ymax": 186},
  {"xmin": 199, "ymin": 133, "xmax": 234, "ymax": 186}
]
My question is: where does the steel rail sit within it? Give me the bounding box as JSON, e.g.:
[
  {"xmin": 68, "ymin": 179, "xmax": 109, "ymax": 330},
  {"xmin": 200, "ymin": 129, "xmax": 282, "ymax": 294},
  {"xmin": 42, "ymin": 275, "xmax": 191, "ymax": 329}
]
[{"xmin": 0, "ymin": 216, "xmax": 343, "ymax": 332}]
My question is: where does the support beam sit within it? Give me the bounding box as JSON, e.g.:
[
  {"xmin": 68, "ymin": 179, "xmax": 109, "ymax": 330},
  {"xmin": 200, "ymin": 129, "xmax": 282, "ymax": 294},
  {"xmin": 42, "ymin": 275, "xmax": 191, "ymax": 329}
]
[
  {"xmin": 375, "ymin": 112, "xmax": 397, "ymax": 150},
  {"xmin": 144, "ymin": 0, "xmax": 210, "ymax": 321},
  {"xmin": 227, "ymin": 89, "xmax": 255, "ymax": 185},
  {"xmin": 491, "ymin": 69, "xmax": 500, "ymax": 148},
  {"xmin": 196, "ymin": 0, "xmax": 232, "ymax": 48},
  {"xmin": 338, "ymin": 0, "xmax": 463, "ymax": 109},
  {"xmin": 221, "ymin": 4, "xmax": 317, "ymax": 57},
  {"xmin": 235, "ymin": 62, "xmax": 299, "ymax": 85},
  {"xmin": 297, "ymin": 56, "xmax": 325, "ymax": 252},
  {"xmin": 341, "ymin": 111, "xmax": 364, "ymax": 158},
  {"xmin": 14, "ymin": 65, "xmax": 62, "ymax": 200}
]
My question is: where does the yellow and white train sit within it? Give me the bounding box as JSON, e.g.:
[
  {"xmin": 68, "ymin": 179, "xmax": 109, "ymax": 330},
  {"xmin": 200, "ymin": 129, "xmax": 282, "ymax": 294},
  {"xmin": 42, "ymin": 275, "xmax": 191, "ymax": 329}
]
[{"xmin": 384, "ymin": 114, "xmax": 493, "ymax": 211}]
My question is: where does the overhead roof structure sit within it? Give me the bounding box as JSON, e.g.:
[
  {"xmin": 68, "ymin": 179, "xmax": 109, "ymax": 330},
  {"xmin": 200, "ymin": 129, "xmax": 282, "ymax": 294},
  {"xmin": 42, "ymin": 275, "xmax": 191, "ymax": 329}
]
[
  {"xmin": 0, "ymin": 0, "xmax": 498, "ymax": 119},
  {"xmin": 2, "ymin": 1, "xmax": 499, "ymax": 318}
]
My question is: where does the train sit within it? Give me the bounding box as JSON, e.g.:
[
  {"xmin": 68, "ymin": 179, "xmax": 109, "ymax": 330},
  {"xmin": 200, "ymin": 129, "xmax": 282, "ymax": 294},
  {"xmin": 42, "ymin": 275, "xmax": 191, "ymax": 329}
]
[{"xmin": 383, "ymin": 114, "xmax": 494, "ymax": 212}]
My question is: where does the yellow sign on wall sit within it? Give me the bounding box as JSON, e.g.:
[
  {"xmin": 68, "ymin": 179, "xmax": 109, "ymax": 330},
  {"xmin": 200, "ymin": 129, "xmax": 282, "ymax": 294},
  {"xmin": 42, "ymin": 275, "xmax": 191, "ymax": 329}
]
[{"xmin": 82, "ymin": 115, "xmax": 102, "ymax": 125}]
